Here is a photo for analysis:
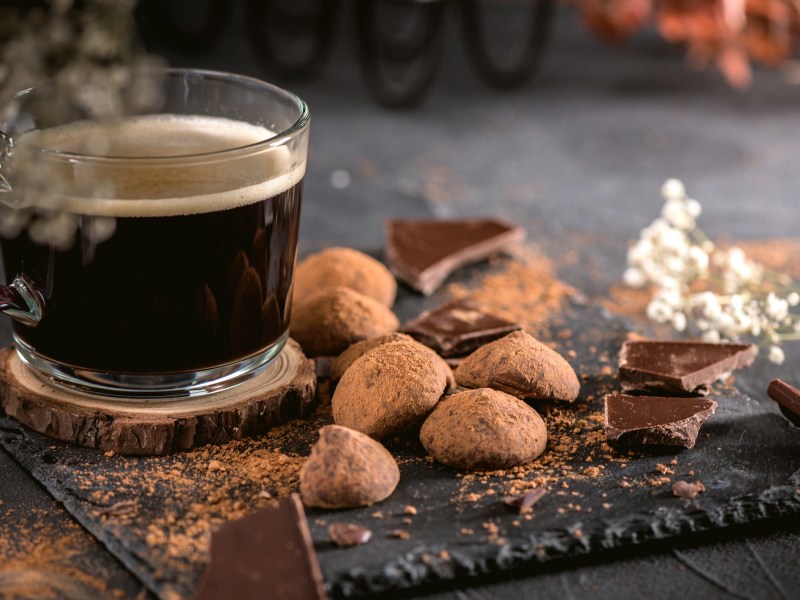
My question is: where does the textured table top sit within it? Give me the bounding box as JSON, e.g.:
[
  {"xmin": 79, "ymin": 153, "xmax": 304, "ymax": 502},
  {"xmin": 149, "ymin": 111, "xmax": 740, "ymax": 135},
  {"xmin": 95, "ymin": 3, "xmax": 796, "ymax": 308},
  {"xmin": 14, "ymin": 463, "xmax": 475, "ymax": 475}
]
[{"xmin": 2, "ymin": 4, "xmax": 800, "ymax": 599}]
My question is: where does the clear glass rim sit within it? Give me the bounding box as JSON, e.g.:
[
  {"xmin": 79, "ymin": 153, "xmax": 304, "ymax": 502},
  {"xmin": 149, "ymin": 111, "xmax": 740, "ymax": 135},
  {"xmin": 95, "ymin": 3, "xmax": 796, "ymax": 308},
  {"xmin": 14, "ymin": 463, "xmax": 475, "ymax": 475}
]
[{"xmin": 2, "ymin": 68, "xmax": 310, "ymax": 165}]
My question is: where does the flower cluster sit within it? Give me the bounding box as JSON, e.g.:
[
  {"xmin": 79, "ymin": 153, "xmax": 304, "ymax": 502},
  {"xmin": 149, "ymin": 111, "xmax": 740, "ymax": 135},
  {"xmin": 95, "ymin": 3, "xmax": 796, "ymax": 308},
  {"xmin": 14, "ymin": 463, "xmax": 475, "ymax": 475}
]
[
  {"xmin": 0, "ymin": 0, "xmax": 162, "ymax": 250},
  {"xmin": 625, "ymin": 179, "xmax": 799, "ymax": 364},
  {"xmin": 577, "ymin": 0, "xmax": 800, "ymax": 88}
]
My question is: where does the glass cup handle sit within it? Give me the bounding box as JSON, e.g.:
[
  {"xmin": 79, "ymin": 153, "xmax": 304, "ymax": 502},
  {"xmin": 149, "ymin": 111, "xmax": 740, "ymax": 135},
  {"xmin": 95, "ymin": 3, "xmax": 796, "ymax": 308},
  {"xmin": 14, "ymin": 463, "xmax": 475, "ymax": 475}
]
[{"xmin": 0, "ymin": 274, "xmax": 45, "ymax": 327}]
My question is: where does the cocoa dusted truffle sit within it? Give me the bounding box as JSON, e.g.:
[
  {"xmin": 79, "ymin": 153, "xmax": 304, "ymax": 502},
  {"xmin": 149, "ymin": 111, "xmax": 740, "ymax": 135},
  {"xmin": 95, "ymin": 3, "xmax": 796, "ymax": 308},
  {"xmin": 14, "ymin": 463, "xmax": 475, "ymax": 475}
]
[
  {"xmin": 420, "ymin": 388, "xmax": 547, "ymax": 470},
  {"xmin": 331, "ymin": 334, "xmax": 455, "ymax": 389},
  {"xmin": 300, "ymin": 425, "xmax": 400, "ymax": 509},
  {"xmin": 329, "ymin": 332, "xmax": 414, "ymax": 381},
  {"xmin": 454, "ymin": 330, "xmax": 580, "ymax": 402},
  {"xmin": 294, "ymin": 247, "xmax": 397, "ymax": 307},
  {"xmin": 332, "ymin": 340, "xmax": 449, "ymax": 439},
  {"xmin": 290, "ymin": 286, "xmax": 399, "ymax": 357}
]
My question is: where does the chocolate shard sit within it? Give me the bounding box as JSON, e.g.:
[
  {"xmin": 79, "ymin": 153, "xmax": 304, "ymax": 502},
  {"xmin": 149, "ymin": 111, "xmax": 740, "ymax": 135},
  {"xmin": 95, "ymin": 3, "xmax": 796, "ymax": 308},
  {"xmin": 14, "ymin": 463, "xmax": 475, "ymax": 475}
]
[
  {"xmin": 194, "ymin": 495, "xmax": 327, "ymax": 600},
  {"xmin": 501, "ymin": 488, "xmax": 546, "ymax": 514},
  {"xmin": 604, "ymin": 393, "xmax": 717, "ymax": 449},
  {"xmin": 619, "ymin": 339, "xmax": 756, "ymax": 394},
  {"xmin": 402, "ymin": 299, "xmax": 522, "ymax": 357},
  {"xmin": 767, "ymin": 379, "xmax": 800, "ymax": 427},
  {"xmin": 385, "ymin": 218, "xmax": 526, "ymax": 296},
  {"xmin": 328, "ymin": 522, "xmax": 373, "ymax": 547}
]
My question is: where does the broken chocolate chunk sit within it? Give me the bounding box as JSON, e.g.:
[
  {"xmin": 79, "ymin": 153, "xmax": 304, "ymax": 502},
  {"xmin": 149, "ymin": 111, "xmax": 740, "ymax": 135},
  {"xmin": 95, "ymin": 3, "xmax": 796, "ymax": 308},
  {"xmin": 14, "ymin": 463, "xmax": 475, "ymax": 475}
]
[
  {"xmin": 619, "ymin": 339, "xmax": 756, "ymax": 394},
  {"xmin": 672, "ymin": 480, "xmax": 705, "ymax": 498},
  {"xmin": 194, "ymin": 495, "xmax": 327, "ymax": 600},
  {"xmin": 402, "ymin": 299, "xmax": 522, "ymax": 357},
  {"xmin": 328, "ymin": 522, "xmax": 373, "ymax": 547},
  {"xmin": 767, "ymin": 379, "xmax": 800, "ymax": 427},
  {"xmin": 604, "ymin": 393, "xmax": 717, "ymax": 449},
  {"xmin": 501, "ymin": 488, "xmax": 546, "ymax": 514},
  {"xmin": 385, "ymin": 218, "xmax": 526, "ymax": 295}
]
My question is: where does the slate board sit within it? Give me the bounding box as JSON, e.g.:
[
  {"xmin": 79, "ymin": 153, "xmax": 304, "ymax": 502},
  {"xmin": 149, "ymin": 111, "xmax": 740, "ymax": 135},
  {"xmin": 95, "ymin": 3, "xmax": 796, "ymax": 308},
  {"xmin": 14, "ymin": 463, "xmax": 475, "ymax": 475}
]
[{"xmin": 2, "ymin": 293, "xmax": 799, "ymax": 600}]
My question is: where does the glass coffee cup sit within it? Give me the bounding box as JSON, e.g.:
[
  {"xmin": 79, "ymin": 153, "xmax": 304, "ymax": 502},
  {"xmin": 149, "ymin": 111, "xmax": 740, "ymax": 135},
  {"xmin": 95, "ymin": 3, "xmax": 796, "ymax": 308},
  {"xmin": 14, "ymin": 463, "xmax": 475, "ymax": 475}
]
[{"xmin": 0, "ymin": 69, "xmax": 309, "ymax": 398}]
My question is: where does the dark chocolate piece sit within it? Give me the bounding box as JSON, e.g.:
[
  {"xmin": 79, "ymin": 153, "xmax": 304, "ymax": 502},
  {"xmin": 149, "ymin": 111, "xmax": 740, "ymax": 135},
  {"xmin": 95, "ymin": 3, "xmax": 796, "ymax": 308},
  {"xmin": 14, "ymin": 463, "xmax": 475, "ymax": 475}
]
[
  {"xmin": 402, "ymin": 299, "xmax": 522, "ymax": 357},
  {"xmin": 501, "ymin": 488, "xmax": 546, "ymax": 514},
  {"xmin": 328, "ymin": 522, "xmax": 373, "ymax": 547},
  {"xmin": 194, "ymin": 495, "xmax": 327, "ymax": 600},
  {"xmin": 604, "ymin": 393, "xmax": 717, "ymax": 449},
  {"xmin": 619, "ymin": 339, "xmax": 756, "ymax": 394},
  {"xmin": 385, "ymin": 218, "xmax": 526, "ymax": 295},
  {"xmin": 767, "ymin": 379, "xmax": 800, "ymax": 427},
  {"xmin": 672, "ymin": 480, "xmax": 705, "ymax": 498}
]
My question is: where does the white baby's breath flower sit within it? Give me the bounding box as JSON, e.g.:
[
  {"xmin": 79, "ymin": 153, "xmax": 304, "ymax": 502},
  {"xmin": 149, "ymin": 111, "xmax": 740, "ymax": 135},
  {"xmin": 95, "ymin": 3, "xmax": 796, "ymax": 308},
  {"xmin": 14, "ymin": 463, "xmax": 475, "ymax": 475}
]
[
  {"xmin": 765, "ymin": 293, "xmax": 789, "ymax": 322},
  {"xmin": 661, "ymin": 178, "xmax": 686, "ymax": 201},
  {"xmin": 702, "ymin": 329, "xmax": 721, "ymax": 342},
  {"xmin": 623, "ymin": 267, "xmax": 646, "ymax": 287},
  {"xmin": 768, "ymin": 345, "xmax": 786, "ymax": 365},
  {"xmin": 787, "ymin": 292, "xmax": 799, "ymax": 307},
  {"xmin": 685, "ymin": 198, "xmax": 702, "ymax": 218},
  {"xmin": 662, "ymin": 199, "xmax": 697, "ymax": 230},
  {"xmin": 672, "ymin": 312, "xmax": 687, "ymax": 332}
]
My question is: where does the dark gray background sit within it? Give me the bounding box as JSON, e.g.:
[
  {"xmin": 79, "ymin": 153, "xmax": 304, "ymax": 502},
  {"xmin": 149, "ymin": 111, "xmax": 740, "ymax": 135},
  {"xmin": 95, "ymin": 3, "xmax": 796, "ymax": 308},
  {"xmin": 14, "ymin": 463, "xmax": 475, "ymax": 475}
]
[{"xmin": 2, "ymin": 2, "xmax": 800, "ymax": 598}]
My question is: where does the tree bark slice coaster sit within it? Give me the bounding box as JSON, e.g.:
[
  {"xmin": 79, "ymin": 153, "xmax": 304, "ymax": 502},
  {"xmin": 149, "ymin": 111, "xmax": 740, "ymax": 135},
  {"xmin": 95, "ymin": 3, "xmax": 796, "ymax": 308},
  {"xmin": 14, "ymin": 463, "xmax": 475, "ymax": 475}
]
[{"xmin": 0, "ymin": 340, "xmax": 316, "ymax": 456}]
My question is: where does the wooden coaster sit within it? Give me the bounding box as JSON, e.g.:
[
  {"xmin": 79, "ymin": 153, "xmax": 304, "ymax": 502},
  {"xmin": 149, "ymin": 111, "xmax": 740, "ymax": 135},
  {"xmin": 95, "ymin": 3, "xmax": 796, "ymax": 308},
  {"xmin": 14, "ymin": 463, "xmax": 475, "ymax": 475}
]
[{"xmin": 0, "ymin": 340, "xmax": 316, "ymax": 456}]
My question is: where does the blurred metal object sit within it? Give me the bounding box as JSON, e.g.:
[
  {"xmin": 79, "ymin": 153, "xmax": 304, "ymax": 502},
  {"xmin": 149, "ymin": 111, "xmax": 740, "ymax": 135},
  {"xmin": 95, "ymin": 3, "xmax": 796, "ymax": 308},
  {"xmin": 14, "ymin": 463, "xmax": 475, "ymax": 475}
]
[
  {"xmin": 461, "ymin": 0, "xmax": 554, "ymax": 89},
  {"xmin": 356, "ymin": 0, "xmax": 448, "ymax": 107},
  {"xmin": 138, "ymin": 0, "xmax": 555, "ymax": 107},
  {"xmin": 245, "ymin": 0, "xmax": 342, "ymax": 81}
]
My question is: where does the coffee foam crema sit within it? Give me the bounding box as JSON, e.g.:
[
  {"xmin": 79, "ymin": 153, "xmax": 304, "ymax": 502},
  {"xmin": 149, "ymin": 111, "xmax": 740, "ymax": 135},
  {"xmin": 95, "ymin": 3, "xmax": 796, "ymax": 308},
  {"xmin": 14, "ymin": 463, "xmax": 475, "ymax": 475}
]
[{"xmin": 15, "ymin": 115, "xmax": 306, "ymax": 217}]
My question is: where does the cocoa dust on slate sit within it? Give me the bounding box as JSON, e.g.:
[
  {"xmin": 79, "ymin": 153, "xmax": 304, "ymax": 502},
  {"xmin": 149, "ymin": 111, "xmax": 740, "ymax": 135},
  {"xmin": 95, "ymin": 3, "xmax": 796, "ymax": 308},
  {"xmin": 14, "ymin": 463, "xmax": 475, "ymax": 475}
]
[
  {"xmin": 0, "ymin": 510, "xmax": 129, "ymax": 599},
  {"xmin": 46, "ymin": 246, "xmax": 698, "ymax": 582}
]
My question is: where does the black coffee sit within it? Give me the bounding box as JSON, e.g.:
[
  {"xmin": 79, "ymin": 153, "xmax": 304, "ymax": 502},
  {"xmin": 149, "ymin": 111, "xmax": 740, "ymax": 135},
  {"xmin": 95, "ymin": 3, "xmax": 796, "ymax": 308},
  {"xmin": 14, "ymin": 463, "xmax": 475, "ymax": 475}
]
[{"xmin": 0, "ymin": 115, "xmax": 303, "ymax": 374}]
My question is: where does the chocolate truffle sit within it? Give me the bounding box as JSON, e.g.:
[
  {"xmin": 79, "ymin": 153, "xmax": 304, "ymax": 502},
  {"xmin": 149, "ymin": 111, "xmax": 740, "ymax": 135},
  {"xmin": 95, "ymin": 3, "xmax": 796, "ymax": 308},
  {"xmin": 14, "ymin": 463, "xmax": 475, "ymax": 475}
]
[
  {"xmin": 300, "ymin": 425, "xmax": 400, "ymax": 509},
  {"xmin": 329, "ymin": 332, "xmax": 414, "ymax": 381},
  {"xmin": 290, "ymin": 286, "xmax": 399, "ymax": 357},
  {"xmin": 455, "ymin": 330, "xmax": 580, "ymax": 402},
  {"xmin": 331, "ymin": 334, "xmax": 455, "ymax": 389},
  {"xmin": 294, "ymin": 247, "xmax": 397, "ymax": 307},
  {"xmin": 332, "ymin": 340, "xmax": 449, "ymax": 439},
  {"xmin": 420, "ymin": 388, "xmax": 547, "ymax": 470}
]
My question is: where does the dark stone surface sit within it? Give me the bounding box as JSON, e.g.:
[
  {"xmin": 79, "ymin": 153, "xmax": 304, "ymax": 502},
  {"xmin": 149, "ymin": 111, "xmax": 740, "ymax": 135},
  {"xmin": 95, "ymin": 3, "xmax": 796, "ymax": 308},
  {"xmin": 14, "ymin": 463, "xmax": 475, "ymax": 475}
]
[
  {"xmin": 0, "ymin": 448, "xmax": 152, "ymax": 599},
  {"xmin": 2, "ymin": 294, "xmax": 799, "ymax": 599}
]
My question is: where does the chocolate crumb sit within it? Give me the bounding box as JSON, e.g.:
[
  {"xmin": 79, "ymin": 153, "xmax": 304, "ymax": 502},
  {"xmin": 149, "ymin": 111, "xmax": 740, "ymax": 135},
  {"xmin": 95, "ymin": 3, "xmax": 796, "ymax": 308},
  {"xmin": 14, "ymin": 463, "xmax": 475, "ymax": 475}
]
[
  {"xmin": 672, "ymin": 480, "xmax": 706, "ymax": 499},
  {"xmin": 501, "ymin": 488, "xmax": 546, "ymax": 514},
  {"xmin": 389, "ymin": 529, "xmax": 410, "ymax": 540},
  {"xmin": 328, "ymin": 522, "xmax": 372, "ymax": 547},
  {"xmin": 403, "ymin": 505, "xmax": 418, "ymax": 515}
]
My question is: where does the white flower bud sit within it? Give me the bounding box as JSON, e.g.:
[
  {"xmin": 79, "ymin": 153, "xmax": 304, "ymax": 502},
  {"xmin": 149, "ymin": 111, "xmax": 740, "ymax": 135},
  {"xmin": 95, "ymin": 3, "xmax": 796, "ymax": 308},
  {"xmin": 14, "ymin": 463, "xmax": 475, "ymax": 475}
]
[
  {"xmin": 672, "ymin": 312, "xmax": 687, "ymax": 332},
  {"xmin": 685, "ymin": 198, "xmax": 702, "ymax": 218},
  {"xmin": 768, "ymin": 345, "xmax": 785, "ymax": 365},
  {"xmin": 661, "ymin": 179, "xmax": 686, "ymax": 202},
  {"xmin": 623, "ymin": 267, "xmax": 646, "ymax": 288},
  {"xmin": 702, "ymin": 329, "xmax": 721, "ymax": 342},
  {"xmin": 787, "ymin": 292, "xmax": 799, "ymax": 307}
]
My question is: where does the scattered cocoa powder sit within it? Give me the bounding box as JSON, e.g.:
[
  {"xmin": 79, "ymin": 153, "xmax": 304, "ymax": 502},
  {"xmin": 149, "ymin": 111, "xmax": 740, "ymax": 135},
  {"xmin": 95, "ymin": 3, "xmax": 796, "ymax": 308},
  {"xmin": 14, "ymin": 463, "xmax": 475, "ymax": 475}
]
[
  {"xmin": 291, "ymin": 286, "xmax": 399, "ymax": 356},
  {"xmin": 0, "ymin": 510, "xmax": 128, "ymax": 598},
  {"xmin": 447, "ymin": 249, "xmax": 573, "ymax": 338},
  {"xmin": 332, "ymin": 340, "xmax": 448, "ymax": 439},
  {"xmin": 293, "ymin": 247, "xmax": 397, "ymax": 307},
  {"xmin": 420, "ymin": 388, "xmax": 548, "ymax": 470},
  {"xmin": 454, "ymin": 330, "xmax": 580, "ymax": 402}
]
